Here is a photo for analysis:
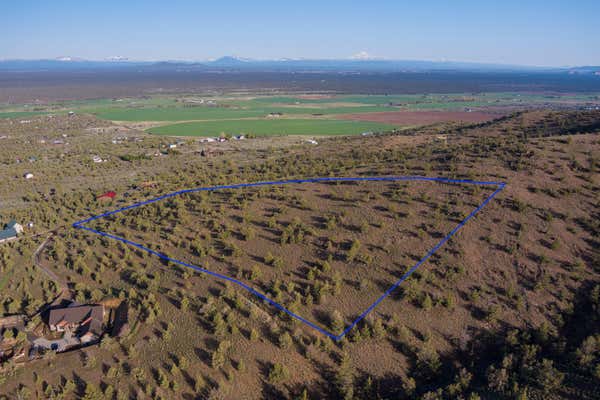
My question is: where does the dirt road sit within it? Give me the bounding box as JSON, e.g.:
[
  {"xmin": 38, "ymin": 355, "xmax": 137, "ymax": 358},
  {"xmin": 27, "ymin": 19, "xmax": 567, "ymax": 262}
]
[{"xmin": 32, "ymin": 233, "xmax": 65, "ymax": 291}]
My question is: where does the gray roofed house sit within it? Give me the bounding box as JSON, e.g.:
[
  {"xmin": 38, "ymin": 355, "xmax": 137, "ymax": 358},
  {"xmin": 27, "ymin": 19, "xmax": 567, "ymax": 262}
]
[{"xmin": 0, "ymin": 220, "xmax": 23, "ymax": 243}]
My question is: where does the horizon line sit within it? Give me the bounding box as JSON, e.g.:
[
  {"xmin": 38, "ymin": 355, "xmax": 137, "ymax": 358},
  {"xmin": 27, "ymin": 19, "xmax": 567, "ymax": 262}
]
[{"xmin": 0, "ymin": 56, "xmax": 590, "ymax": 70}]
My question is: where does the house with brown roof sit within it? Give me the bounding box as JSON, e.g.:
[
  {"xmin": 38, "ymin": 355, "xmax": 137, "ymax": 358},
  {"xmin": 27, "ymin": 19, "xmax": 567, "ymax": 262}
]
[{"xmin": 47, "ymin": 304, "xmax": 105, "ymax": 338}]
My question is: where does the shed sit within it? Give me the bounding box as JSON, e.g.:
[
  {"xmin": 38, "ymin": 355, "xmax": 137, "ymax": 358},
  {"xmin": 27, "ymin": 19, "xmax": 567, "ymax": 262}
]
[{"xmin": 7, "ymin": 220, "xmax": 23, "ymax": 234}]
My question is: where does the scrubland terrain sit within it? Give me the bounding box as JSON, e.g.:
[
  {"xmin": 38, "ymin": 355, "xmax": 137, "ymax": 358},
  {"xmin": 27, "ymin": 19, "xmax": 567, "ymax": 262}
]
[
  {"xmin": 0, "ymin": 105, "xmax": 598, "ymax": 399},
  {"xmin": 87, "ymin": 179, "xmax": 496, "ymax": 337}
]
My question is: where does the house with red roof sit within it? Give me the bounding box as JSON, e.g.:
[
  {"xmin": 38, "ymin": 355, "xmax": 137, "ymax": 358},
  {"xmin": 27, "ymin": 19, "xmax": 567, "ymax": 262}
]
[{"xmin": 97, "ymin": 191, "xmax": 116, "ymax": 201}]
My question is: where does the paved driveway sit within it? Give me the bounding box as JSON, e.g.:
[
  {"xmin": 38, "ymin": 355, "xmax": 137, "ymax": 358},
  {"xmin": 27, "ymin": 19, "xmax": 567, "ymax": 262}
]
[{"xmin": 33, "ymin": 332, "xmax": 79, "ymax": 352}]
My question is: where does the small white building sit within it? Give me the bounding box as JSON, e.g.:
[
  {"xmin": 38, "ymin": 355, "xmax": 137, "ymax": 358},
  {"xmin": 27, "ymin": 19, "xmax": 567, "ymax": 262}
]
[
  {"xmin": 11, "ymin": 221, "xmax": 23, "ymax": 235},
  {"xmin": 24, "ymin": 173, "xmax": 34, "ymax": 179}
]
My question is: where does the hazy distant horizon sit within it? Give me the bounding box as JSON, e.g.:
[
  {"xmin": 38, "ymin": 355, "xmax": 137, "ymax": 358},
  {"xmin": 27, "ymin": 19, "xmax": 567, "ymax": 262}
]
[
  {"xmin": 2, "ymin": 1, "xmax": 599, "ymax": 67},
  {"xmin": 0, "ymin": 55, "xmax": 593, "ymax": 69}
]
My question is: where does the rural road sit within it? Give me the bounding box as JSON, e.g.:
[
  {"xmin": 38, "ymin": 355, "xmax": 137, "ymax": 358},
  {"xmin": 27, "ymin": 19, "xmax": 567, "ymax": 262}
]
[
  {"xmin": 32, "ymin": 233, "xmax": 65, "ymax": 291},
  {"xmin": 29, "ymin": 233, "xmax": 72, "ymax": 321}
]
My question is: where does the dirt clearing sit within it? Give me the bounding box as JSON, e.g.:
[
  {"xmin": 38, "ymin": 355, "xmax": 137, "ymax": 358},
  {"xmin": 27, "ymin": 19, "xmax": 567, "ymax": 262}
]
[{"xmin": 338, "ymin": 110, "xmax": 503, "ymax": 126}]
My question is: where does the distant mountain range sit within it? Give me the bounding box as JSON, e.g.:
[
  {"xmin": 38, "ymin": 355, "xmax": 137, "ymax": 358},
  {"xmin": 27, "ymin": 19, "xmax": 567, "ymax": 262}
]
[{"xmin": 0, "ymin": 56, "xmax": 598, "ymax": 75}]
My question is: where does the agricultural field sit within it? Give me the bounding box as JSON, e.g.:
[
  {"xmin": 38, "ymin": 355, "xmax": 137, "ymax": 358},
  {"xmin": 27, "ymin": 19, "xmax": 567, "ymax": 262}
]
[
  {"xmin": 0, "ymin": 104, "xmax": 598, "ymax": 399},
  {"xmin": 2, "ymin": 92, "xmax": 599, "ymax": 137}
]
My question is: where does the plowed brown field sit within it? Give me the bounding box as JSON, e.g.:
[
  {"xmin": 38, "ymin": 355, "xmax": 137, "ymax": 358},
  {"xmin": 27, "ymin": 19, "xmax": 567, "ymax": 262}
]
[{"xmin": 339, "ymin": 110, "xmax": 502, "ymax": 125}]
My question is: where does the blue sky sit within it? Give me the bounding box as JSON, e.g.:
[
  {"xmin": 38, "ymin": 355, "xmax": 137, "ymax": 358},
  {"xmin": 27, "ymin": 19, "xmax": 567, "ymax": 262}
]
[{"xmin": 1, "ymin": 1, "xmax": 598, "ymax": 66}]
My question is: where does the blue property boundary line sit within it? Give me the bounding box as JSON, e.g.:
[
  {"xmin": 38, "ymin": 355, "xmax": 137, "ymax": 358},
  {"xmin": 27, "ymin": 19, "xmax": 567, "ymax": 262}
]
[{"xmin": 73, "ymin": 176, "xmax": 506, "ymax": 341}]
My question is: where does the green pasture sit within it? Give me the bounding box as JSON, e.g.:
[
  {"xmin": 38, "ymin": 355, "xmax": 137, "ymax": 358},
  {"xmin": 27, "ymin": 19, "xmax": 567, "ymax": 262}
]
[
  {"xmin": 0, "ymin": 111, "xmax": 46, "ymax": 119},
  {"xmin": 92, "ymin": 105, "xmax": 394, "ymax": 121},
  {"xmin": 3, "ymin": 92, "xmax": 598, "ymax": 126}
]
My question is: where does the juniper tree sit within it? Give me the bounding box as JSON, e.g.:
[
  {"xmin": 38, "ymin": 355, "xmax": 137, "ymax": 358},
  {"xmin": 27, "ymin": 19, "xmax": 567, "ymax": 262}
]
[
  {"xmin": 211, "ymin": 340, "xmax": 231, "ymax": 369},
  {"xmin": 330, "ymin": 310, "xmax": 344, "ymax": 334},
  {"xmin": 278, "ymin": 332, "xmax": 293, "ymax": 349},
  {"xmin": 346, "ymin": 239, "xmax": 361, "ymax": 262},
  {"xmin": 335, "ymin": 352, "xmax": 355, "ymax": 400}
]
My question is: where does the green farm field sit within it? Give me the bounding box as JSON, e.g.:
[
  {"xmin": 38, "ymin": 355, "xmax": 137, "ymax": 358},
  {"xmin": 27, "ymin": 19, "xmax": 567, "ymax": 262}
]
[
  {"xmin": 2, "ymin": 92, "xmax": 599, "ymax": 122},
  {"xmin": 2, "ymin": 92, "xmax": 599, "ymax": 140},
  {"xmin": 93, "ymin": 105, "xmax": 395, "ymax": 121},
  {"xmin": 0, "ymin": 111, "xmax": 47, "ymax": 119},
  {"xmin": 148, "ymin": 118, "xmax": 397, "ymax": 136}
]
